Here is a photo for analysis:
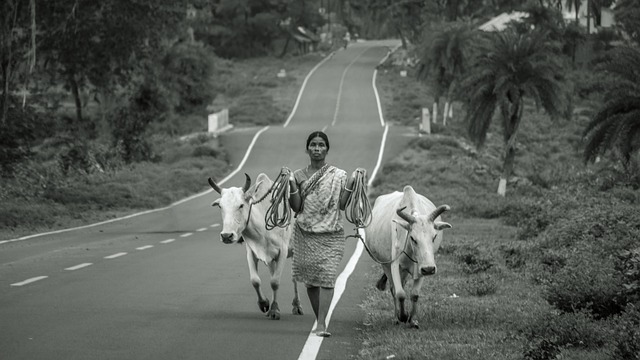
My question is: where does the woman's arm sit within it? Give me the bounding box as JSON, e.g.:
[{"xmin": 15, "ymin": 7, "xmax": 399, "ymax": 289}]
[
  {"xmin": 339, "ymin": 172, "xmax": 356, "ymax": 211},
  {"xmin": 289, "ymin": 172, "xmax": 302, "ymax": 213}
]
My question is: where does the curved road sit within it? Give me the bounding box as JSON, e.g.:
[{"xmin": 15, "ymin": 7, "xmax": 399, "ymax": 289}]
[{"xmin": 0, "ymin": 40, "xmax": 411, "ymax": 360}]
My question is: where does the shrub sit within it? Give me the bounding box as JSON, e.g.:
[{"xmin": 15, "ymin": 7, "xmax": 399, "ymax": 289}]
[
  {"xmin": 110, "ymin": 78, "xmax": 168, "ymax": 163},
  {"xmin": 0, "ymin": 97, "xmax": 36, "ymax": 176},
  {"xmin": 455, "ymin": 244, "xmax": 494, "ymax": 274},
  {"xmin": 523, "ymin": 338, "xmax": 561, "ymax": 360},
  {"xmin": 522, "ymin": 310, "xmax": 610, "ymax": 359},
  {"xmin": 192, "ymin": 145, "xmax": 220, "ymax": 158},
  {"xmin": 161, "ymin": 43, "xmax": 217, "ymax": 113},
  {"xmin": 612, "ymin": 304, "xmax": 640, "ymax": 360},
  {"xmin": 465, "ymin": 273, "xmax": 498, "ymax": 296},
  {"xmin": 500, "ymin": 244, "xmax": 528, "ymax": 270},
  {"xmin": 543, "ymin": 247, "xmax": 625, "ymax": 318}
]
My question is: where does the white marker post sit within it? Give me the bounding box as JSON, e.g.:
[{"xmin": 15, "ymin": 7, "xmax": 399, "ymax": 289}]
[{"xmin": 421, "ymin": 108, "xmax": 431, "ymax": 134}]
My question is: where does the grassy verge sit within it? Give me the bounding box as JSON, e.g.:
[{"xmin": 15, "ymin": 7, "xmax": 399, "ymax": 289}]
[
  {"xmin": 0, "ymin": 54, "xmax": 326, "ymax": 241},
  {"xmin": 354, "ymin": 62, "xmax": 639, "ymax": 359}
]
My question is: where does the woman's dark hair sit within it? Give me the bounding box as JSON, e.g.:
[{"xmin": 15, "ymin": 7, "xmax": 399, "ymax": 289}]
[{"xmin": 306, "ymin": 131, "xmax": 330, "ymax": 150}]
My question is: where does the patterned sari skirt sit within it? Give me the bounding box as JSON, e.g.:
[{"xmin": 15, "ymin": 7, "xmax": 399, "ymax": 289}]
[{"xmin": 292, "ymin": 225, "xmax": 345, "ymax": 288}]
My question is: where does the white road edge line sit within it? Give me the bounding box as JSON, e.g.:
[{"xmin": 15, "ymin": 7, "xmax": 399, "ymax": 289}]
[
  {"xmin": 11, "ymin": 276, "xmax": 49, "ymax": 286},
  {"xmin": 297, "ymin": 83, "xmax": 391, "ymax": 360},
  {"xmin": 136, "ymin": 245, "xmax": 153, "ymax": 250},
  {"xmin": 104, "ymin": 252, "xmax": 127, "ymax": 259},
  {"xmin": 65, "ymin": 263, "xmax": 93, "ymax": 271},
  {"xmin": 160, "ymin": 239, "xmax": 175, "ymax": 244}
]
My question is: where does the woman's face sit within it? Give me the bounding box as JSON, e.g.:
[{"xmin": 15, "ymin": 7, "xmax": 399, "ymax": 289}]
[{"xmin": 307, "ymin": 136, "xmax": 328, "ymax": 161}]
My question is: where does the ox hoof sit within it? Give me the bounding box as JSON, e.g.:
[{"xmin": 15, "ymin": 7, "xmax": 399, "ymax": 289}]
[
  {"xmin": 292, "ymin": 306, "xmax": 304, "ymax": 315},
  {"xmin": 398, "ymin": 314, "xmax": 409, "ymax": 323},
  {"xmin": 258, "ymin": 299, "xmax": 270, "ymax": 313},
  {"xmin": 267, "ymin": 302, "xmax": 281, "ymax": 320},
  {"xmin": 408, "ymin": 320, "xmax": 419, "ymax": 329},
  {"xmin": 292, "ymin": 299, "xmax": 304, "ymax": 315}
]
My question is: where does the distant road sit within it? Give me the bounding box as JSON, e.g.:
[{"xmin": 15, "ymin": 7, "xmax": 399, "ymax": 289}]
[{"xmin": 0, "ymin": 40, "xmax": 409, "ymax": 360}]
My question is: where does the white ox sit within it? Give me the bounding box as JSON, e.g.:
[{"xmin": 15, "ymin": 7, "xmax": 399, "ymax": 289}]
[
  {"xmin": 208, "ymin": 173, "xmax": 303, "ymax": 320},
  {"xmin": 364, "ymin": 185, "xmax": 451, "ymax": 328}
]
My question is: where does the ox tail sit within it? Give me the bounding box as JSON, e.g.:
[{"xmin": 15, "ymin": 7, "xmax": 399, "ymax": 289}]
[{"xmin": 376, "ymin": 273, "xmax": 388, "ymax": 291}]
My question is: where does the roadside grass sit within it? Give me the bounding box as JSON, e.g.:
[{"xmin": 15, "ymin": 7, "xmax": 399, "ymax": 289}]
[
  {"xmin": 354, "ymin": 62, "xmax": 638, "ymax": 359},
  {"xmin": 0, "ymin": 54, "xmax": 324, "ymax": 240}
]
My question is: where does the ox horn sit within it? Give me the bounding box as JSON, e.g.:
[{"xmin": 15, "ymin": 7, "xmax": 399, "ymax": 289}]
[
  {"xmin": 208, "ymin": 177, "xmax": 222, "ymax": 194},
  {"xmin": 396, "ymin": 206, "xmax": 416, "ymax": 224},
  {"xmin": 242, "ymin": 173, "xmax": 251, "ymax": 193},
  {"xmin": 428, "ymin": 205, "xmax": 450, "ymax": 222}
]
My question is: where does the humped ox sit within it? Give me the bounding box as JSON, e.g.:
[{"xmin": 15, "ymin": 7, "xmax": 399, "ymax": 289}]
[
  {"xmin": 208, "ymin": 173, "xmax": 303, "ymax": 320},
  {"xmin": 364, "ymin": 185, "xmax": 452, "ymax": 328}
]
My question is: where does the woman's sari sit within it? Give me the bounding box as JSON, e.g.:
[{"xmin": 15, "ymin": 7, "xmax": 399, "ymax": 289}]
[{"xmin": 292, "ymin": 165, "xmax": 347, "ymax": 287}]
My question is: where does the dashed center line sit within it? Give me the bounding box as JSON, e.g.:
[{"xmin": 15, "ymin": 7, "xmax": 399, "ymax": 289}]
[
  {"xmin": 11, "ymin": 276, "xmax": 48, "ymax": 286},
  {"xmin": 210, "ymin": 224, "xmax": 220, "ymax": 228},
  {"xmin": 104, "ymin": 252, "xmax": 127, "ymax": 259},
  {"xmin": 180, "ymin": 233, "xmax": 193, "ymax": 238},
  {"xmin": 65, "ymin": 263, "xmax": 93, "ymax": 271},
  {"xmin": 196, "ymin": 228, "xmax": 207, "ymax": 232},
  {"xmin": 136, "ymin": 245, "xmax": 153, "ymax": 250},
  {"xmin": 160, "ymin": 239, "xmax": 175, "ymax": 244}
]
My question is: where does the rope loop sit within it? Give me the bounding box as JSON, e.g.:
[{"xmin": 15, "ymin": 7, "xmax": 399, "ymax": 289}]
[
  {"xmin": 344, "ymin": 168, "xmax": 372, "ymax": 229},
  {"xmin": 264, "ymin": 167, "xmax": 293, "ymax": 230}
]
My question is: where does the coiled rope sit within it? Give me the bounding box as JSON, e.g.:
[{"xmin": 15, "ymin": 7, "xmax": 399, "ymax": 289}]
[
  {"xmin": 344, "ymin": 168, "xmax": 372, "ymax": 228},
  {"xmin": 344, "ymin": 168, "xmax": 413, "ymax": 265},
  {"xmin": 263, "ymin": 167, "xmax": 293, "ymax": 230}
]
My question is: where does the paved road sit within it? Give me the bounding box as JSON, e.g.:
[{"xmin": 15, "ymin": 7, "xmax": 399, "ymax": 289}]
[{"xmin": 0, "ymin": 40, "xmax": 410, "ymax": 360}]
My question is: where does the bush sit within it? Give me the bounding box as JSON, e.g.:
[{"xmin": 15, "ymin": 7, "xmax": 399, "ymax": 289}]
[
  {"xmin": 455, "ymin": 244, "xmax": 494, "ymax": 274},
  {"xmin": 523, "ymin": 339, "xmax": 561, "ymax": 360},
  {"xmin": 522, "ymin": 310, "xmax": 610, "ymax": 358},
  {"xmin": 161, "ymin": 43, "xmax": 217, "ymax": 113},
  {"xmin": 110, "ymin": 78, "xmax": 168, "ymax": 163},
  {"xmin": 0, "ymin": 97, "xmax": 36, "ymax": 176},
  {"xmin": 543, "ymin": 247, "xmax": 625, "ymax": 318},
  {"xmin": 612, "ymin": 304, "xmax": 640, "ymax": 360},
  {"xmin": 465, "ymin": 273, "xmax": 498, "ymax": 296}
]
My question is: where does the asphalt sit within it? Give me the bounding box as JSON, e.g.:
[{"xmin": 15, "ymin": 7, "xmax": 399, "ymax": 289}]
[{"xmin": 0, "ymin": 40, "xmax": 412, "ymax": 360}]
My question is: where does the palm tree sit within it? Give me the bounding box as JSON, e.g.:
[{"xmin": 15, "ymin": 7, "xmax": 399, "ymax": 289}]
[
  {"xmin": 460, "ymin": 28, "xmax": 566, "ymax": 196},
  {"xmin": 583, "ymin": 46, "xmax": 640, "ymax": 168},
  {"xmin": 416, "ymin": 22, "xmax": 473, "ymax": 125}
]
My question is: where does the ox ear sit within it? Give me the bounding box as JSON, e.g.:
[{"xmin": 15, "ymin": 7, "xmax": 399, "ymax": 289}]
[
  {"xmin": 211, "ymin": 198, "xmax": 221, "ymax": 207},
  {"xmin": 208, "ymin": 177, "xmax": 222, "ymax": 194},
  {"xmin": 434, "ymin": 221, "xmax": 452, "ymax": 231},
  {"xmin": 245, "ymin": 179, "xmax": 265, "ymax": 203},
  {"xmin": 392, "ymin": 219, "xmax": 411, "ymax": 231}
]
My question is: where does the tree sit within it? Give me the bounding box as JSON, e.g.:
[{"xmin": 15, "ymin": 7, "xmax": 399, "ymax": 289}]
[
  {"xmin": 583, "ymin": 46, "xmax": 640, "ymax": 168},
  {"xmin": 1, "ymin": 0, "xmax": 36, "ymax": 126},
  {"xmin": 460, "ymin": 29, "xmax": 566, "ymax": 196},
  {"xmin": 417, "ymin": 22, "xmax": 474, "ymax": 126},
  {"xmin": 348, "ymin": 0, "xmax": 426, "ymax": 45},
  {"xmin": 37, "ymin": 0, "xmax": 189, "ymax": 129},
  {"xmin": 1, "ymin": 0, "xmax": 37, "ymax": 175},
  {"xmin": 614, "ymin": 0, "xmax": 640, "ymax": 46}
]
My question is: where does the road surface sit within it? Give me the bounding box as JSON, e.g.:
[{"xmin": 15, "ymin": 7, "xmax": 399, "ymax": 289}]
[{"xmin": 0, "ymin": 40, "xmax": 413, "ymax": 360}]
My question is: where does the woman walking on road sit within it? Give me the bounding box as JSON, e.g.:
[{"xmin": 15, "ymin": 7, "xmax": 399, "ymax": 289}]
[{"xmin": 288, "ymin": 131, "xmax": 356, "ymax": 337}]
